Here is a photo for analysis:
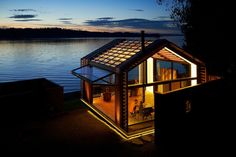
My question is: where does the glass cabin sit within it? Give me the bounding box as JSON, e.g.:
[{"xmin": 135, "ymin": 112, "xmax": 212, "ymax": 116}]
[{"xmin": 72, "ymin": 38, "xmax": 206, "ymax": 138}]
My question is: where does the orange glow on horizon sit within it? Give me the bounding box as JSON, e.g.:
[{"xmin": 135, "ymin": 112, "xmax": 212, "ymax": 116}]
[{"xmin": 0, "ymin": 22, "xmax": 163, "ymax": 34}]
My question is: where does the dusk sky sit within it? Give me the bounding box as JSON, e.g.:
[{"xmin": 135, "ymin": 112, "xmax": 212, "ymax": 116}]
[{"xmin": 0, "ymin": 0, "xmax": 181, "ymax": 34}]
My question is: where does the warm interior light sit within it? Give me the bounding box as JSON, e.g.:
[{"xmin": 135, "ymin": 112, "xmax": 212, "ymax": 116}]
[
  {"xmin": 164, "ymin": 47, "xmax": 197, "ymax": 86},
  {"xmin": 146, "ymin": 57, "xmax": 154, "ymax": 92},
  {"xmin": 88, "ymin": 110, "xmax": 154, "ymax": 140},
  {"xmin": 191, "ymin": 65, "xmax": 197, "ymax": 85},
  {"xmin": 81, "ymin": 99, "xmax": 154, "ymax": 140},
  {"xmin": 139, "ymin": 63, "xmax": 143, "ymax": 83}
]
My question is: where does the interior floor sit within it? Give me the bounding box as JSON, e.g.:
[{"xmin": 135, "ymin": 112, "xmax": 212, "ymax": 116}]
[
  {"xmin": 92, "ymin": 89, "xmax": 155, "ymax": 129},
  {"xmin": 93, "ymin": 94, "xmax": 115, "ymax": 121},
  {"xmin": 128, "ymin": 89, "xmax": 155, "ymax": 125}
]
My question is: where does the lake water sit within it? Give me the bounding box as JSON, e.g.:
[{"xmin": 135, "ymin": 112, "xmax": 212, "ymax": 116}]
[{"xmin": 0, "ymin": 36, "xmax": 184, "ymax": 93}]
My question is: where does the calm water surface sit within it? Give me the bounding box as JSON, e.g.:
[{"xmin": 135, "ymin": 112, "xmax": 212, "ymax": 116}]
[{"xmin": 0, "ymin": 36, "xmax": 184, "ymax": 93}]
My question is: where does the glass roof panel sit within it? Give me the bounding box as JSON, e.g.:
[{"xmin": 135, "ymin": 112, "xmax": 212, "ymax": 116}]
[
  {"xmin": 91, "ymin": 40, "xmax": 153, "ymax": 68},
  {"xmin": 73, "ymin": 65, "xmax": 112, "ymax": 82}
]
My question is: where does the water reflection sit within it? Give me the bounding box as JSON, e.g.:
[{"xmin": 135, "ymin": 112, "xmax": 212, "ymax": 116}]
[
  {"xmin": 0, "ymin": 38, "xmax": 112, "ymax": 92},
  {"xmin": 0, "ymin": 36, "xmax": 183, "ymax": 93}
]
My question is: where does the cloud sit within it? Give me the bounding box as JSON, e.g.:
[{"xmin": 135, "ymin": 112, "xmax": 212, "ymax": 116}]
[
  {"xmin": 9, "ymin": 14, "xmax": 41, "ymax": 22},
  {"xmin": 58, "ymin": 18, "xmax": 73, "ymax": 21},
  {"xmin": 10, "ymin": 9, "xmax": 36, "ymax": 12},
  {"xmin": 14, "ymin": 19, "xmax": 42, "ymax": 22},
  {"xmin": 9, "ymin": 14, "xmax": 37, "ymax": 19},
  {"xmin": 84, "ymin": 17, "xmax": 114, "ymax": 25},
  {"xmin": 61, "ymin": 21, "xmax": 73, "ymax": 25},
  {"xmin": 85, "ymin": 18, "xmax": 178, "ymax": 30},
  {"xmin": 58, "ymin": 18, "xmax": 74, "ymax": 25},
  {"xmin": 97, "ymin": 17, "xmax": 114, "ymax": 20},
  {"xmin": 130, "ymin": 9, "xmax": 144, "ymax": 12}
]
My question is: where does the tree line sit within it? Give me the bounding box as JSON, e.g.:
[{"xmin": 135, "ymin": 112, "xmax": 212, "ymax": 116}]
[{"xmin": 0, "ymin": 28, "xmax": 160, "ymax": 39}]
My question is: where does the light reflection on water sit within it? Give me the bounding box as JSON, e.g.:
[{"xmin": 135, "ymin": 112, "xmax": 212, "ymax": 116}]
[{"xmin": 0, "ymin": 36, "xmax": 183, "ymax": 93}]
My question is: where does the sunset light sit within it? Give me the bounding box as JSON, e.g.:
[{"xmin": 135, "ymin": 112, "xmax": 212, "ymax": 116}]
[
  {"xmin": 0, "ymin": 0, "xmax": 181, "ymax": 34},
  {"xmin": 1, "ymin": 0, "xmax": 229, "ymax": 156}
]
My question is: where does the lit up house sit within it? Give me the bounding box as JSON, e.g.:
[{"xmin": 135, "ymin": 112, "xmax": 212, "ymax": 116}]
[{"xmin": 72, "ymin": 35, "xmax": 206, "ymax": 138}]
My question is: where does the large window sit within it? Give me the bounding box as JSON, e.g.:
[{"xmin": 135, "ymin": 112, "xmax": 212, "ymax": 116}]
[
  {"xmin": 173, "ymin": 62, "xmax": 190, "ymax": 79},
  {"xmin": 128, "ymin": 87, "xmax": 143, "ymax": 125},
  {"xmin": 153, "ymin": 59, "xmax": 193, "ymax": 93},
  {"xmin": 128, "ymin": 63, "xmax": 144, "ymax": 85},
  {"xmin": 156, "ymin": 83, "xmax": 170, "ymax": 93},
  {"xmin": 155, "ymin": 60, "xmax": 172, "ymax": 81},
  {"xmin": 155, "ymin": 60, "xmax": 191, "ymax": 81},
  {"xmin": 92, "ymin": 85, "xmax": 116, "ymax": 121},
  {"xmin": 128, "ymin": 62, "xmax": 155, "ymax": 130},
  {"xmin": 92, "ymin": 74, "xmax": 116, "ymax": 121}
]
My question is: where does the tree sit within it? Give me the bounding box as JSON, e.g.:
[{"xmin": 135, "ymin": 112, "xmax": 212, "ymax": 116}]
[{"xmin": 157, "ymin": 0, "xmax": 235, "ymax": 77}]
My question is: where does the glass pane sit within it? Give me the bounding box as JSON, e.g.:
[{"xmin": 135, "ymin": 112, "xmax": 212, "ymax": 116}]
[
  {"xmin": 92, "ymin": 40, "xmax": 153, "ymax": 67},
  {"xmin": 181, "ymin": 80, "xmax": 191, "ymax": 88},
  {"xmin": 92, "ymin": 85, "xmax": 116, "ymax": 121},
  {"xmin": 156, "ymin": 84, "xmax": 170, "ymax": 93},
  {"xmin": 93, "ymin": 74, "xmax": 115, "ymax": 85},
  {"xmin": 155, "ymin": 60, "xmax": 172, "ymax": 81},
  {"xmin": 171, "ymin": 82, "xmax": 180, "ymax": 90},
  {"xmin": 128, "ymin": 87, "xmax": 143, "ymax": 125},
  {"xmin": 128, "ymin": 63, "xmax": 143, "ymax": 85},
  {"xmin": 73, "ymin": 66, "xmax": 111, "ymax": 82},
  {"xmin": 173, "ymin": 62, "xmax": 190, "ymax": 79},
  {"xmin": 128, "ymin": 87, "xmax": 154, "ymax": 127}
]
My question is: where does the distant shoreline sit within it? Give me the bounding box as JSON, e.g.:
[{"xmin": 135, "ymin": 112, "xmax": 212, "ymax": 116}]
[{"xmin": 0, "ymin": 28, "xmax": 182, "ymax": 40}]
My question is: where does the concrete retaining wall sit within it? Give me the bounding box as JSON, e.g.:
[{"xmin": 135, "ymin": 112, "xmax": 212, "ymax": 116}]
[
  {"xmin": 0, "ymin": 78, "xmax": 64, "ymax": 123},
  {"xmin": 154, "ymin": 78, "xmax": 233, "ymax": 155}
]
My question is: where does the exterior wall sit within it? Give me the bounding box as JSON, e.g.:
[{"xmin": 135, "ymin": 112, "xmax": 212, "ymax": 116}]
[
  {"xmin": 154, "ymin": 79, "xmax": 225, "ymax": 155},
  {"xmin": 81, "ymin": 58, "xmax": 89, "ymax": 66},
  {"xmin": 0, "ymin": 78, "xmax": 64, "ymax": 122},
  {"xmin": 115, "ymin": 74, "xmax": 121, "ymax": 125},
  {"xmin": 119, "ymin": 71, "xmax": 128, "ymax": 131},
  {"xmin": 197, "ymin": 65, "xmax": 207, "ymax": 83}
]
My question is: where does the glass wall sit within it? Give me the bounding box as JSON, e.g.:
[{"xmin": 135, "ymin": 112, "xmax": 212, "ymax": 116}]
[
  {"xmin": 128, "ymin": 86, "xmax": 155, "ymax": 131},
  {"xmin": 128, "ymin": 62, "xmax": 155, "ymax": 131},
  {"xmin": 173, "ymin": 62, "xmax": 190, "ymax": 79},
  {"xmin": 155, "ymin": 60, "xmax": 172, "ymax": 81},
  {"xmin": 126, "ymin": 57, "xmax": 194, "ymax": 132},
  {"xmin": 156, "ymin": 83, "xmax": 170, "ymax": 93},
  {"xmin": 128, "ymin": 63, "xmax": 144, "ymax": 85},
  {"xmin": 181, "ymin": 80, "xmax": 191, "ymax": 88},
  {"xmin": 154, "ymin": 59, "xmax": 192, "ymax": 93},
  {"xmin": 155, "ymin": 60, "xmax": 191, "ymax": 82},
  {"xmin": 128, "ymin": 87, "xmax": 143, "ymax": 125},
  {"xmin": 92, "ymin": 85, "xmax": 116, "ymax": 121}
]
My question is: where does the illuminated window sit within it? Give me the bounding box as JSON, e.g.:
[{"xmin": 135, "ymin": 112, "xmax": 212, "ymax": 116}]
[
  {"xmin": 128, "ymin": 63, "xmax": 144, "ymax": 85},
  {"xmin": 92, "ymin": 85, "xmax": 116, "ymax": 121},
  {"xmin": 173, "ymin": 62, "xmax": 190, "ymax": 79},
  {"xmin": 155, "ymin": 60, "xmax": 172, "ymax": 81}
]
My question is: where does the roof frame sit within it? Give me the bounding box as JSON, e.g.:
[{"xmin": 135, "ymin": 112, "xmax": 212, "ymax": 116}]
[{"xmin": 74, "ymin": 39, "xmax": 205, "ymax": 75}]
